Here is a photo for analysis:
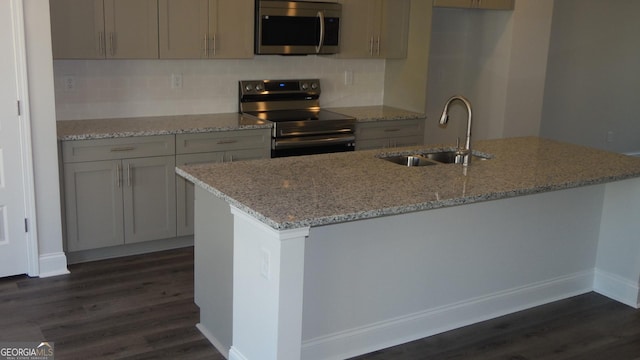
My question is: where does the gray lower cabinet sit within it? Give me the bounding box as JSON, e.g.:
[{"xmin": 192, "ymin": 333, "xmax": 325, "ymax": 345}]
[
  {"xmin": 62, "ymin": 135, "xmax": 176, "ymax": 252},
  {"xmin": 175, "ymin": 129, "xmax": 271, "ymax": 236},
  {"xmin": 355, "ymin": 119, "xmax": 425, "ymax": 150},
  {"xmin": 432, "ymin": 0, "xmax": 514, "ymax": 10}
]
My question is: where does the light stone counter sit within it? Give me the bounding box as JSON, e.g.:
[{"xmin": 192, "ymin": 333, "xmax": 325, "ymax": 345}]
[
  {"xmin": 327, "ymin": 105, "xmax": 425, "ymax": 122},
  {"xmin": 56, "ymin": 113, "xmax": 271, "ymax": 140},
  {"xmin": 56, "ymin": 106, "xmax": 422, "ymax": 141},
  {"xmin": 176, "ymin": 136, "xmax": 640, "ymax": 230}
]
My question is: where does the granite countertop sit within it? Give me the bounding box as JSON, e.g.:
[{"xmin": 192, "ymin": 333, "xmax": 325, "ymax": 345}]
[
  {"xmin": 56, "ymin": 113, "xmax": 271, "ymax": 141},
  {"xmin": 327, "ymin": 105, "xmax": 425, "ymax": 122},
  {"xmin": 176, "ymin": 137, "xmax": 640, "ymax": 231},
  {"xmin": 56, "ymin": 106, "xmax": 424, "ymax": 140}
]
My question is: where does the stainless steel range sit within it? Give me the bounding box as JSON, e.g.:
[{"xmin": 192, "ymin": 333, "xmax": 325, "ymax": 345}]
[{"xmin": 239, "ymin": 79, "xmax": 356, "ymax": 157}]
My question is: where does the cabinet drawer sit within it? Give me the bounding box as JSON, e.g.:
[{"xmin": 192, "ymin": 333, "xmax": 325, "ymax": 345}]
[
  {"xmin": 356, "ymin": 119, "xmax": 424, "ymax": 140},
  {"xmin": 62, "ymin": 135, "xmax": 175, "ymax": 163},
  {"xmin": 176, "ymin": 129, "xmax": 270, "ymax": 154},
  {"xmin": 356, "ymin": 135, "xmax": 424, "ymax": 151}
]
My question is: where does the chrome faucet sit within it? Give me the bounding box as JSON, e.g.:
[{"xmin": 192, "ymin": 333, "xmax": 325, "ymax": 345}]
[{"xmin": 439, "ymin": 95, "xmax": 473, "ymax": 166}]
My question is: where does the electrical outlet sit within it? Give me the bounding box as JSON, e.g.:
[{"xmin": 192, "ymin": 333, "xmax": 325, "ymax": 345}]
[
  {"xmin": 62, "ymin": 75, "xmax": 76, "ymax": 91},
  {"xmin": 260, "ymin": 248, "xmax": 271, "ymax": 279},
  {"xmin": 607, "ymin": 130, "xmax": 614, "ymax": 143},
  {"xmin": 171, "ymin": 73, "xmax": 183, "ymax": 89}
]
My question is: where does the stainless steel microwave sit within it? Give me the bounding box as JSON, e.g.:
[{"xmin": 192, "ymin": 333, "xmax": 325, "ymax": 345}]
[{"xmin": 255, "ymin": 0, "xmax": 341, "ymax": 55}]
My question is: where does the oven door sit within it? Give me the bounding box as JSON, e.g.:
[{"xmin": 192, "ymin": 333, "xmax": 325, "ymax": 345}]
[
  {"xmin": 256, "ymin": 0, "xmax": 341, "ymax": 55},
  {"xmin": 272, "ymin": 133, "xmax": 355, "ymax": 158}
]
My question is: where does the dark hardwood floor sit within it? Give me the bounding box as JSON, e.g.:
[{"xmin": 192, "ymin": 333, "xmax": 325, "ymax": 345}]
[{"xmin": 1, "ymin": 247, "xmax": 639, "ymax": 359}]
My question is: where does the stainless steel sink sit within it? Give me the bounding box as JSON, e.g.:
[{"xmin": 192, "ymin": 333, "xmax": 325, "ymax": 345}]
[
  {"xmin": 382, "ymin": 155, "xmax": 438, "ymax": 167},
  {"xmin": 423, "ymin": 151, "xmax": 460, "ymax": 164},
  {"xmin": 379, "ymin": 150, "xmax": 491, "ymax": 166}
]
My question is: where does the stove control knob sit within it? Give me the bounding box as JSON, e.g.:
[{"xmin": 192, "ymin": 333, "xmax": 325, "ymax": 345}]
[
  {"xmin": 310, "ymin": 82, "xmax": 319, "ymax": 90},
  {"xmin": 255, "ymin": 83, "xmax": 264, "ymax": 92},
  {"xmin": 244, "ymin": 84, "xmax": 254, "ymax": 92},
  {"xmin": 301, "ymin": 82, "xmax": 309, "ymax": 91}
]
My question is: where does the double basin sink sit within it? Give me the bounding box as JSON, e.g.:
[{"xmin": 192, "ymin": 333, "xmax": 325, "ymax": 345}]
[{"xmin": 379, "ymin": 150, "xmax": 490, "ymax": 167}]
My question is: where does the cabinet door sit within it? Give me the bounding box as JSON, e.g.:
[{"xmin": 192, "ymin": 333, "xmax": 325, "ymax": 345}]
[
  {"xmin": 50, "ymin": 0, "xmax": 105, "ymax": 59},
  {"xmin": 175, "ymin": 148, "xmax": 267, "ymax": 237},
  {"xmin": 103, "ymin": 0, "xmax": 159, "ymax": 58},
  {"xmin": 211, "ymin": 0, "xmax": 254, "ymax": 58},
  {"xmin": 379, "ymin": 0, "xmax": 410, "ymax": 59},
  {"xmin": 477, "ymin": 0, "xmax": 514, "ymax": 10},
  {"xmin": 176, "ymin": 152, "xmax": 225, "ymax": 237},
  {"xmin": 432, "ymin": 0, "xmax": 474, "ymax": 8},
  {"xmin": 337, "ymin": 0, "xmax": 380, "ymax": 58},
  {"xmin": 433, "ymin": 0, "xmax": 514, "ymax": 9},
  {"xmin": 64, "ymin": 160, "xmax": 124, "ymax": 251},
  {"xmin": 123, "ymin": 156, "xmax": 176, "ymax": 244},
  {"xmin": 214, "ymin": 0, "xmax": 255, "ymax": 59},
  {"xmin": 338, "ymin": 0, "xmax": 408, "ymax": 59},
  {"xmin": 159, "ymin": 0, "xmax": 209, "ymax": 59}
]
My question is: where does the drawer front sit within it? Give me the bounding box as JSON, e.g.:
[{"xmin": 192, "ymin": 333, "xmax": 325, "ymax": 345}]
[
  {"xmin": 176, "ymin": 129, "xmax": 270, "ymax": 154},
  {"xmin": 62, "ymin": 135, "xmax": 175, "ymax": 163},
  {"xmin": 356, "ymin": 119, "xmax": 423, "ymax": 140}
]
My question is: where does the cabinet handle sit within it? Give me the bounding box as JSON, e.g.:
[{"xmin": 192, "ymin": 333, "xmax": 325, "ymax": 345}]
[
  {"xmin": 203, "ymin": 34, "xmax": 208, "ymax": 57},
  {"xmin": 217, "ymin": 139, "xmax": 238, "ymax": 145},
  {"xmin": 110, "ymin": 146, "xmax": 135, "ymax": 152},
  {"xmin": 109, "ymin": 32, "xmax": 115, "ymax": 56},
  {"xmin": 376, "ymin": 36, "xmax": 381, "ymax": 56},
  {"xmin": 98, "ymin": 32, "xmax": 104, "ymax": 56},
  {"xmin": 116, "ymin": 163, "xmax": 121, "ymax": 188},
  {"xmin": 212, "ymin": 34, "xmax": 216, "ymax": 56},
  {"xmin": 384, "ymin": 128, "xmax": 401, "ymax": 132},
  {"xmin": 369, "ymin": 36, "xmax": 374, "ymax": 56}
]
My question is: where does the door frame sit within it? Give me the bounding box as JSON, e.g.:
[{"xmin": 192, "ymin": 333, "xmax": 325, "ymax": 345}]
[{"xmin": 10, "ymin": 0, "xmax": 39, "ymax": 276}]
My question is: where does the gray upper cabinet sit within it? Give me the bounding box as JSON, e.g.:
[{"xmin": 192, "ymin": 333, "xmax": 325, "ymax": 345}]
[
  {"xmin": 159, "ymin": 0, "xmax": 254, "ymax": 59},
  {"xmin": 50, "ymin": 0, "xmax": 105, "ymax": 59},
  {"xmin": 50, "ymin": 0, "xmax": 159, "ymax": 59},
  {"xmin": 433, "ymin": 0, "xmax": 514, "ymax": 10},
  {"xmin": 337, "ymin": 0, "xmax": 410, "ymax": 59}
]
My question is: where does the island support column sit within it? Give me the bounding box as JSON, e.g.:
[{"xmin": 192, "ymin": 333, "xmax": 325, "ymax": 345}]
[{"xmin": 229, "ymin": 206, "xmax": 310, "ymax": 360}]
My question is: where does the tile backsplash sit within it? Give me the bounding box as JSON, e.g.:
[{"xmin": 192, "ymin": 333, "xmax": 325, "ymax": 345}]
[{"xmin": 53, "ymin": 56, "xmax": 385, "ymax": 120}]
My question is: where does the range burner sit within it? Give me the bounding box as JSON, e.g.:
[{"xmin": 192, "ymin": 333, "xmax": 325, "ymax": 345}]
[{"xmin": 239, "ymin": 79, "xmax": 356, "ymax": 157}]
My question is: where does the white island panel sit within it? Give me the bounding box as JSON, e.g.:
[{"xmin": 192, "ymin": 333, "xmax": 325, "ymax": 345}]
[{"xmin": 300, "ymin": 184, "xmax": 603, "ymax": 359}]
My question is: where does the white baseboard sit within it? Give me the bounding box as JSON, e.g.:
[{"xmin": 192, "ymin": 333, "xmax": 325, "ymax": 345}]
[
  {"xmin": 38, "ymin": 252, "xmax": 69, "ymax": 278},
  {"xmin": 228, "ymin": 347, "xmax": 249, "ymax": 360},
  {"xmin": 196, "ymin": 323, "xmax": 230, "ymax": 359},
  {"xmin": 301, "ymin": 270, "xmax": 594, "ymax": 360},
  {"xmin": 593, "ymin": 269, "xmax": 640, "ymax": 309}
]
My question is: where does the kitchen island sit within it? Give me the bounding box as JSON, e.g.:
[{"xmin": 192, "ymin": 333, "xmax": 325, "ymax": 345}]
[{"xmin": 176, "ymin": 137, "xmax": 640, "ymax": 360}]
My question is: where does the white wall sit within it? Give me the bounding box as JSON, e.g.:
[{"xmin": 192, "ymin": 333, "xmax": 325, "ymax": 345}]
[
  {"xmin": 24, "ymin": 0, "xmax": 67, "ymax": 275},
  {"xmin": 541, "ymin": 0, "xmax": 640, "ymax": 154},
  {"xmin": 425, "ymin": 0, "xmax": 553, "ymax": 144},
  {"xmin": 53, "ymin": 57, "xmax": 386, "ymax": 120}
]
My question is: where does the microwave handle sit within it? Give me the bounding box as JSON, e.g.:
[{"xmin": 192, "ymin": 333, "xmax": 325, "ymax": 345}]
[{"xmin": 316, "ymin": 11, "xmax": 325, "ymax": 54}]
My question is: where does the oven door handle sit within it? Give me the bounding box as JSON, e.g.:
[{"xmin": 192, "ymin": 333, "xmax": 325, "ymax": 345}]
[
  {"xmin": 279, "ymin": 128, "xmax": 353, "ymax": 137},
  {"xmin": 274, "ymin": 134, "xmax": 355, "ymax": 150}
]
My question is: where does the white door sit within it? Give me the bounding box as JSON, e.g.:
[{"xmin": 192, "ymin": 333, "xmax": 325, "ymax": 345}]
[{"xmin": 0, "ymin": 0, "xmax": 30, "ymax": 277}]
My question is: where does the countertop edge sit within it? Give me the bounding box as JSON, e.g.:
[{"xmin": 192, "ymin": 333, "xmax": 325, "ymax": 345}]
[{"xmin": 177, "ymin": 162, "xmax": 640, "ymax": 231}]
